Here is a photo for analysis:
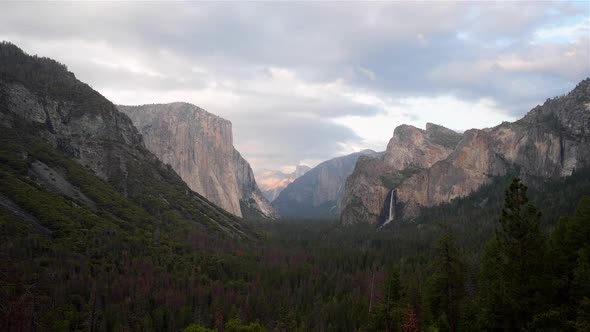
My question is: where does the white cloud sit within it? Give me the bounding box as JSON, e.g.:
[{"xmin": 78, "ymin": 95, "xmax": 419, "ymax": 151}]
[
  {"xmin": 0, "ymin": 1, "xmax": 588, "ymax": 172},
  {"xmin": 334, "ymin": 94, "xmax": 515, "ymax": 154},
  {"xmin": 534, "ymin": 18, "xmax": 590, "ymax": 42}
]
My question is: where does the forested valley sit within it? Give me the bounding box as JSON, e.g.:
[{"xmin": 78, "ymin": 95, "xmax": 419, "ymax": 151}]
[{"xmin": 2, "ymin": 141, "xmax": 589, "ymax": 331}]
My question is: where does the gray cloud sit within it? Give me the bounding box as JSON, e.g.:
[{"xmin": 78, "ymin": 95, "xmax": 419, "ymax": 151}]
[
  {"xmin": 0, "ymin": 2, "xmax": 588, "ymax": 170},
  {"xmin": 230, "ymin": 110, "xmax": 362, "ymax": 170}
]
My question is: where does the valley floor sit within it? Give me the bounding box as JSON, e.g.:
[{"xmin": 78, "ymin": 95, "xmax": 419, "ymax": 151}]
[{"xmin": 2, "ymin": 164, "xmax": 590, "ymax": 331}]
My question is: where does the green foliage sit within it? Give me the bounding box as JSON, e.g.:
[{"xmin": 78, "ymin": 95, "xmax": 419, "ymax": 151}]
[
  {"xmin": 0, "ymin": 127, "xmax": 262, "ymax": 331},
  {"xmin": 480, "ymin": 178, "xmax": 548, "ymax": 330},
  {"xmin": 545, "ymin": 196, "xmax": 590, "ymax": 330},
  {"xmin": 226, "ymin": 318, "xmax": 266, "ymax": 332},
  {"xmin": 425, "ymin": 234, "xmax": 465, "ymax": 332},
  {"xmin": 0, "ymin": 41, "xmax": 105, "ymax": 107},
  {"xmin": 183, "ymin": 324, "xmax": 216, "ymax": 332},
  {"xmin": 180, "ymin": 319, "xmax": 265, "ymax": 332},
  {"xmin": 369, "ymin": 267, "xmax": 402, "ymax": 331}
]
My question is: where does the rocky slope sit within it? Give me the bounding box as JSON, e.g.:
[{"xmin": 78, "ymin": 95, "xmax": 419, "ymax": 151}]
[
  {"xmin": 341, "ymin": 79, "xmax": 590, "ymax": 225},
  {"xmin": 118, "ymin": 103, "xmax": 275, "ymax": 219},
  {"xmin": 256, "ymin": 165, "xmax": 311, "ymax": 201},
  {"xmin": 272, "ymin": 150, "xmax": 378, "ymax": 218},
  {"xmin": 0, "ymin": 42, "xmax": 255, "ymax": 238},
  {"xmin": 340, "ymin": 124, "xmax": 462, "ymax": 225}
]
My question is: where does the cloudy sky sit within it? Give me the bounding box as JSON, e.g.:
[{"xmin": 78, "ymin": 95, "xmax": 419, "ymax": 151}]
[{"xmin": 1, "ymin": 2, "xmax": 588, "ymax": 173}]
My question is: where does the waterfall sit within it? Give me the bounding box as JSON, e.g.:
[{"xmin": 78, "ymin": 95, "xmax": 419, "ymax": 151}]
[
  {"xmin": 382, "ymin": 189, "xmax": 395, "ymax": 227},
  {"xmin": 388, "ymin": 189, "xmax": 394, "ymax": 221}
]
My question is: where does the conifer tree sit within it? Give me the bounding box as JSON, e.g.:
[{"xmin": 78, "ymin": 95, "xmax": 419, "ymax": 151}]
[
  {"xmin": 547, "ymin": 196, "xmax": 590, "ymax": 329},
  {"xmin": 480, "ymin": 178, "xmax": 547, "ymax": 330},
  {"xmin": 426, "ymin": 233, "xmax": 464, "ymax": 332},
  {"xmin": 368, "ymin": 267, "xmax": 402, "ymax": 332}
]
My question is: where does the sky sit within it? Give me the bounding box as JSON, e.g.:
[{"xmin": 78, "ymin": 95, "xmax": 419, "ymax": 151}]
[{"xmin": 0, "ymin": 1, "xmax": 588, "ymax": 173}]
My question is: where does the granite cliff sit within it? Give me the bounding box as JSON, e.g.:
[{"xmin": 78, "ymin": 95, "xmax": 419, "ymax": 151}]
[
  {"xmin": 340, "ymin": 124, "xmax": 462, "ymax": 225},
  {"xmin": 341, "ymin": 79, "xmax": 590, "ymax": 225},
  {"xmin": 118, "ymin": 103, "xmax": 275, "ymax": 219}
]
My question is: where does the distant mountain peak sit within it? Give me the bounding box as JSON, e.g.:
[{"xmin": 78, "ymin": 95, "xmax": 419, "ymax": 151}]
[
  {"xmin": 272, "ymin": 150, "xmax": 380, "ymax": 219},
  {"xmin": 256, "ymin": 165, "xmax": 311, "ymax": 202}
]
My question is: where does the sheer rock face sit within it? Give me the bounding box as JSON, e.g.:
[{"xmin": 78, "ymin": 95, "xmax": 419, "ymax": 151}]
[
  {"xmin": 272, "ymin": 150, "xmax": 378, "ymax": 219},
  {"xmin": 118, "ymin": 103, "xmax": 275, "ymax": 218},
  {"xmin": 383, "ymin": 123, "xmax": 461, "ymax": 171},
  {"xmin": 341, "ymin": 79, "xmax": 590, "ymax": 225},
  {"xmin": 340, "ymin": 124, "xmax": 462, "ymax": 225}
]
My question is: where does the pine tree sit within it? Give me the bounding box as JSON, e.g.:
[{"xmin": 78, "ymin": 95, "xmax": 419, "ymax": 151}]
[
  {"xmin": 426, "ymin": 233, "xmax": 465, "ymax": 332},
  {"xmin": 368, "ymin": 267, "xmax": 402, "ymax": 332},
  {"xmin": 383, "ymin": 268, "xmax": 402, "ymax": 332},
  {"xmin": 480, "ymin": 178, "xmax": 547, "ymax": 330},
  {"xmin": 547, "ymin": 196, "xmax": 590, "ymax": 330}
]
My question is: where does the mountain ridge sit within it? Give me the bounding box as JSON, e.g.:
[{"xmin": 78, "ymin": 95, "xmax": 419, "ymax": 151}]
[
  {"xmin": 272, "ymin": 149, "xmax": 379, "ymax": 219},
  {"xmin": 340, "ymin": 78, "xmax": 590, "ymax": 225},
  {"xmin": 0, "ymin": 41, "xmax": 255, "ymax": 238}
]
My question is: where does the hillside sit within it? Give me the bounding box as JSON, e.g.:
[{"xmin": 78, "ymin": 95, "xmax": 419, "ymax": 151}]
[{"xmin": 0, "ymin": 41, "xmax": 255, "ymax": 237}]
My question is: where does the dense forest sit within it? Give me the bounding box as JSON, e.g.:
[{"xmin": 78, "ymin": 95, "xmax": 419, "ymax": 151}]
[{"xmin": 1, "ymin": 131, "xmax": 589, "ymax": 331}]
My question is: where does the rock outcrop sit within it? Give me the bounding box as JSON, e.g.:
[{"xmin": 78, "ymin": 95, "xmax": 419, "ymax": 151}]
[
  {"xmin": 118, "ymin": 103, "xmax": 275, "ymax": 219},
  {"xmin": 256, "ymin": 165, "xmax": 311, "ymax": 202},
  {"xmin": 0, "ymin": 47, "xmax": 145, "ymax": 185},
  {"xmin": 0, "ymin": 42, "xmax": 254, "ymax": 238},
  {"xmin": 340, "ymin": 124, "xmax": 462, "ymax": 225},
  {"xmin": 272, "ymin": 150, "xmax": 379, "ymax": 219},
  {"xmin": 341, "ymin": 79, "xmax": 590, "ymax": 225}
]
